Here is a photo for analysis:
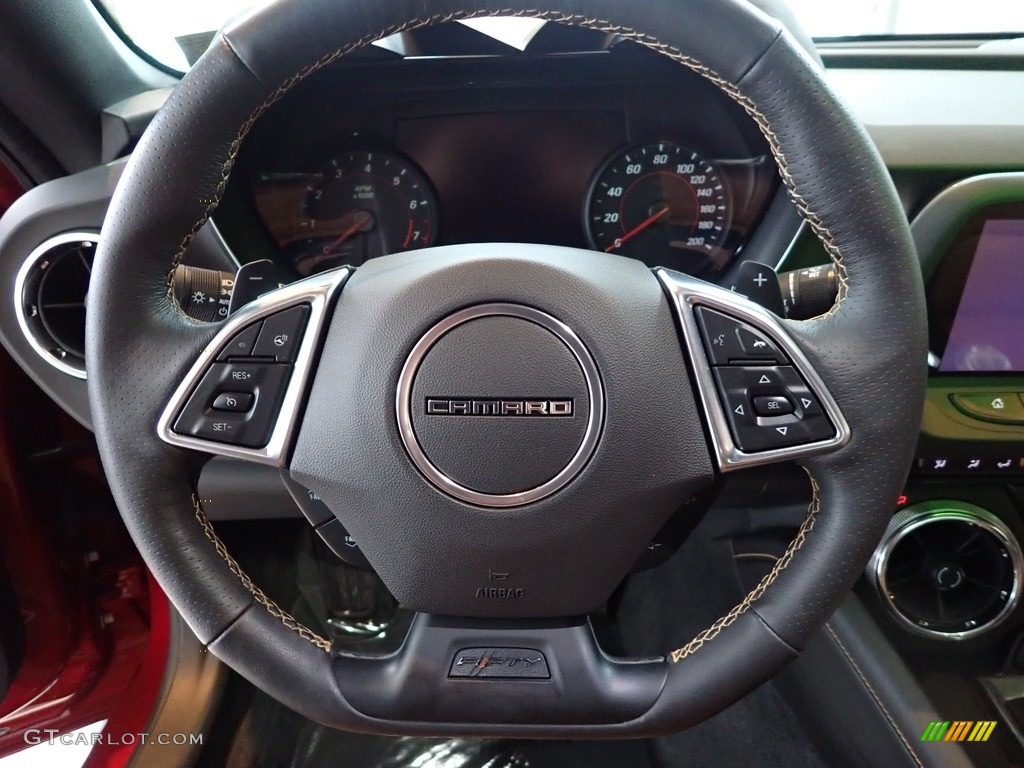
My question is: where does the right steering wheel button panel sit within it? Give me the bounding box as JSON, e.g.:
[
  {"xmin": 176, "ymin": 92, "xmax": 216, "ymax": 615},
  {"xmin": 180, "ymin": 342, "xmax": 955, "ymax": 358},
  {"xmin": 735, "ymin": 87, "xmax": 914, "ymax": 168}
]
[{"xmin": 696, "ymin": 308, "xmax": 836, "ymax": 453}]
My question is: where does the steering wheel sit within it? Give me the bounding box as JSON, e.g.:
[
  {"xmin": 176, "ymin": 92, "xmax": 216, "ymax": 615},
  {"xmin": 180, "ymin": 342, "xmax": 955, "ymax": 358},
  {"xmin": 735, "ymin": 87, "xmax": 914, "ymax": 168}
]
[{"xmin": 87, "ymin": 0, "xmax": 926, "ymax": 737}]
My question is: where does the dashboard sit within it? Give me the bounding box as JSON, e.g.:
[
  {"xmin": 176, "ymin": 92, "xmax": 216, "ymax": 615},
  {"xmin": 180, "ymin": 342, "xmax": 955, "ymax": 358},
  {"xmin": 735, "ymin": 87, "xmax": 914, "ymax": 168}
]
[
  {"xmin": 219, "ymin": 53, "xmax": 780, "ymax": 282},
  {"xmin": 2, "ymin": 16, "xmax": 1024, "ymax": 763}
]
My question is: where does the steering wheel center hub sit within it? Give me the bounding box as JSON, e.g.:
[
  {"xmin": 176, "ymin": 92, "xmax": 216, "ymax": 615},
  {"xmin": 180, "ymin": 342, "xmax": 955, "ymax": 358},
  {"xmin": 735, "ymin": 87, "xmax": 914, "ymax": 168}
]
[{"xmin": 397, "ymin": 303, "xmax": 602, "ymax": 507}]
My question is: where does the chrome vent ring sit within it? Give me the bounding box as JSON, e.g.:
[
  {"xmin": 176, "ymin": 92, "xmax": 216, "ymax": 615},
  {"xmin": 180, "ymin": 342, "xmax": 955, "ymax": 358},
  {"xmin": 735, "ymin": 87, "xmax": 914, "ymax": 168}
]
[
  {"xmin": 870, "ymin": 500, "xmax": 1023, "ymax": 641},
  {"xmin": 14, "ymin": 231, "xmax": 97, "ymax": 379}
]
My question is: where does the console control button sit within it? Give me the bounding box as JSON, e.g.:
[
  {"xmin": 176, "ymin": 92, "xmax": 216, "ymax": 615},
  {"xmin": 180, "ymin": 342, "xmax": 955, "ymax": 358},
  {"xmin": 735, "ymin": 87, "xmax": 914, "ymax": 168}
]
[
  {"xmin": 916, "ymin": 453, "xmax": 1024, "ymax": 476},
  {"xmin": 315, "ymin": 518, "xmax": 371, "ymax": 570},
  {"xmin": 173, "ymin": 363, "xmax": 292, "ymax": 448},
  {"xmin": 282, "ymin": 472, "xmax": 373, "ymax": 570},
  {"xmin": 713, "ymin": 366, "xmax": 835, "ymax": 452},
  {"xmin": 279, "ymin": 471, "xmax": 334, "ymax": 526},
  {"xmin": 695, "ymin": 307, "xmax": 785, "ymax": 365},
  {"xmin": 253, "ymin": 305, "xmax": 310, "ymax": 362},
  {"xmin": 949, "ymin": 393, "xmax": 1024, "ymax": 425},
  {"xmin": 217, "ymin": 322, "xmax": 263, "ymax": 361},
  {"xmin": 211, "ymin": 392, "xmax": 254, "ymax": 412}
]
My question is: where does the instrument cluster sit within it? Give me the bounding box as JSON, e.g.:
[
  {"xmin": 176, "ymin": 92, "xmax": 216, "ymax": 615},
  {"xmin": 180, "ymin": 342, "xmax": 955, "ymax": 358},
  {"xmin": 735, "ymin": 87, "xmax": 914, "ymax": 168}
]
[{"xmin": 234, "ymin": 53, "xmax": 782, "ymax": 282}]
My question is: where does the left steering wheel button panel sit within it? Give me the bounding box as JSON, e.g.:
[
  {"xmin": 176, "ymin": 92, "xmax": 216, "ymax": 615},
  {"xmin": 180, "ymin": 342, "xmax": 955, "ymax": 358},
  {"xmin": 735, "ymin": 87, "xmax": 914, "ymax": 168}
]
[{"xmin": 173, "ymin": 363, "xmax": 292, "ymax": 448}]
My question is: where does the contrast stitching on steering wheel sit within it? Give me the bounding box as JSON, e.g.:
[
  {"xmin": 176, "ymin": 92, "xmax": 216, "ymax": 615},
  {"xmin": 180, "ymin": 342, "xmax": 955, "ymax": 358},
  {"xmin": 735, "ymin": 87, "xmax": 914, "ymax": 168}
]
[
  {"xmin": 192, "ymin": 494, "xmax": 332, "ymax": 651},
  {"xmin": 172, "ymin": 9, "xmax": 845, "ymax": 651},
  {"xmin": 669, "ymin": 471, "xmax": 819, "ymax": 662}
]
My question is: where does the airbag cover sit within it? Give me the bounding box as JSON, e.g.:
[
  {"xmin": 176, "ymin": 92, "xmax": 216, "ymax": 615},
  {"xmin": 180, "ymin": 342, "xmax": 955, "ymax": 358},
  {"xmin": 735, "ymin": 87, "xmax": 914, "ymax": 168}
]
[{"xmin": 406, "ymin": 310, "xmax": 595, "ymax": 500}]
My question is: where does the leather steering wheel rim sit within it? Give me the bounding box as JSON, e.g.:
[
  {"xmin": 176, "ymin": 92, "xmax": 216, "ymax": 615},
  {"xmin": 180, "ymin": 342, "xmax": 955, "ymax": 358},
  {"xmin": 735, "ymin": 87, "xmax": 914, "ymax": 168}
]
[{"xmin": 86, "ymin": 0, "xmax": 927, "ymax": 737}]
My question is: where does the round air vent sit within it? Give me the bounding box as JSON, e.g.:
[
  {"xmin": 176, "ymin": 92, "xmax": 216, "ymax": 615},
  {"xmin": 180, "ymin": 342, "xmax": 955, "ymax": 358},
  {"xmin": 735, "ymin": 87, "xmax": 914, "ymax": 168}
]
[
  {"xmin": 870, "ymin": 501, "xmax": 1023, "ymax": 640},
  {"xmin": 14, "ymin": 232, "xmax": 97, "ymax": 379}
]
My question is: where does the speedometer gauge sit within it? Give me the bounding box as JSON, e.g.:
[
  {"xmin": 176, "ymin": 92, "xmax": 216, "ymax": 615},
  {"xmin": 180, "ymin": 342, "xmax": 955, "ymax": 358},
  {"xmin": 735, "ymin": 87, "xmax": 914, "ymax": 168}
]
[{"xmin": 585, "ymin": 142, "xmax": 731, "ymax": 274}]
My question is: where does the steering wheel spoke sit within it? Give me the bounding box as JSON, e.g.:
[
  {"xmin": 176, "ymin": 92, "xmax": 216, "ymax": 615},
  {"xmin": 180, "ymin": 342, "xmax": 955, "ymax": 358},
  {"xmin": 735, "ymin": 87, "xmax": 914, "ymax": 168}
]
[
  {"xmin": 657, "ymin": 268, "xmax": 850, "ymax": 472},
  {"xmin": 157, "ymin": 268, "xmax": 350, "ymax": 465},
  {"xmin": 332, "ymin": 613, "xmax": 667, "ymax": 727}
]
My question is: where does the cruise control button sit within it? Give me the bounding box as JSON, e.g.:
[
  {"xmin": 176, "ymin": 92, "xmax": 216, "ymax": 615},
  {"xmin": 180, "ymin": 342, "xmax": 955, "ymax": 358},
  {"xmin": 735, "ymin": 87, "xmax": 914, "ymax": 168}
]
[
  {"xmin": 211, "ymin": 392, "xmax": 254, "ymax": 412},
  {"xmin": 173, "ymin": 363, "xmax": 292, "ymax": 448},
  {"xmin": 217, "ymin": 322, "xmax": 262, "ymax": 360},
  {"xmin": 253, "ymin": 305, "xmax": 310, "ymax": 362},
  {"xmin": 753, "ymin": 395, "xmax": 794, "ymax": 416},
  {"xmin": 949, "ymin": 392, "xmax": 1024, "ymax": 425}
]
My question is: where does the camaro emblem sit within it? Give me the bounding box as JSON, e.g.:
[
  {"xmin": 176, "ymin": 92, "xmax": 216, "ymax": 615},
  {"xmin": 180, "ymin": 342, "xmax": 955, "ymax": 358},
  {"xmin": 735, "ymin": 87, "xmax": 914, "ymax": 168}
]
[
  {"xmin": 396, "ymin": 303, "xmax": 604, "ymax": 508},
  {"xmin": 425, "ymin": 398, "xmax": 573, "ymax": 417}
]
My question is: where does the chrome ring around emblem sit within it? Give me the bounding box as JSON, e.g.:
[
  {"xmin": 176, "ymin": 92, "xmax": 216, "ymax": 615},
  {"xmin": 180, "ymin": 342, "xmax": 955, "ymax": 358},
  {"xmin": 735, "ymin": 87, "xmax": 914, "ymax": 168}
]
[{"xmin": 396, "ymin": 303, "xmax": 604, "ymax": 508}]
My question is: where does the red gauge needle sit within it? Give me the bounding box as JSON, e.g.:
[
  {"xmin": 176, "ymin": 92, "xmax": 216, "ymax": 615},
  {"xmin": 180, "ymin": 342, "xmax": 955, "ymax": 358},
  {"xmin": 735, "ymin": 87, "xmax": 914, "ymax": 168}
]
[
  {"xmin": 605, "ymin": 206, "xmax": 670, "ymax": 253},
  {"xmin": 322, "ymin": 212, "xmax": 371, "ymax": 254}
]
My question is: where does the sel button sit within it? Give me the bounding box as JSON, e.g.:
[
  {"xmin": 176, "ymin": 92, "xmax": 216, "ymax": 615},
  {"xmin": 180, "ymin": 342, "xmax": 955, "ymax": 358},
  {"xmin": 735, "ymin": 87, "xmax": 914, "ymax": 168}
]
[{"xmin": 753, "ymin": 395, "xmax": 794, "ymax": 416}]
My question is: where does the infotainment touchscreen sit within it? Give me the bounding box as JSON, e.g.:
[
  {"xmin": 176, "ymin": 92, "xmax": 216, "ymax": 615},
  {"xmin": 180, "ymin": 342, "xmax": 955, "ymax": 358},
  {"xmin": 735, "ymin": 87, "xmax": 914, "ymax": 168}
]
[{"xmin": 931, "ymin": 208, "xmax": 1024, "ymax": 373}]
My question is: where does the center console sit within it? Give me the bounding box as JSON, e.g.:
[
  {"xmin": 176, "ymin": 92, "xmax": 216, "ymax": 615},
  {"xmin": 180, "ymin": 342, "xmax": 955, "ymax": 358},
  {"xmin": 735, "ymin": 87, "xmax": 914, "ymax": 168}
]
[
  {"xmin": 917, "ymin": 193, "xmax": 1024, "ymax": 480},
  {"xmin": 860, "ymin": 173, "xmax": 1024, "ymax": 764}
]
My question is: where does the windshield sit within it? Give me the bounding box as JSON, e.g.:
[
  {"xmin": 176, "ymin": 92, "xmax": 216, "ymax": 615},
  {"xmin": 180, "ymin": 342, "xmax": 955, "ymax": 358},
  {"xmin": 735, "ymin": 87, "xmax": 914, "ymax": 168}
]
[{"xmin": 97, "ymin": 0, "xmax": 1024, "ymax": 72}]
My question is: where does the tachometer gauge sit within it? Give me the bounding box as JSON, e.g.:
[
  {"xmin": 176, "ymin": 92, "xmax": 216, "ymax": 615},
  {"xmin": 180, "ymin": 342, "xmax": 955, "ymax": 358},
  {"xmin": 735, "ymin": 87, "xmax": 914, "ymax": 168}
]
[
  {"xmin": 585, "ymin": 142, "xmax": 731, "ymax": 274},
  {"xmin": 294, "ymin": 150, "xmax": 437, "ymax": 275}
]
